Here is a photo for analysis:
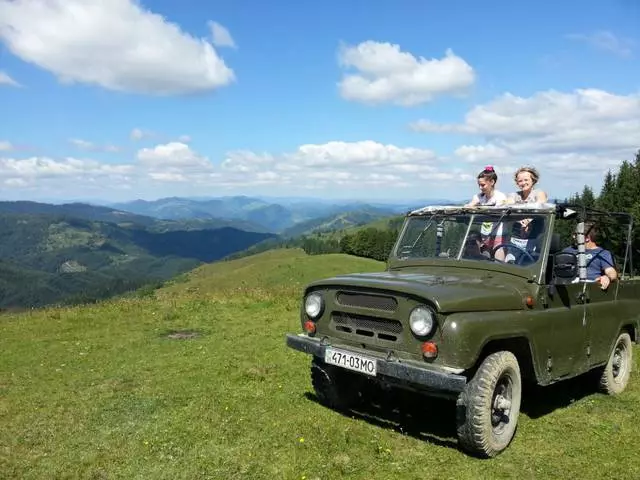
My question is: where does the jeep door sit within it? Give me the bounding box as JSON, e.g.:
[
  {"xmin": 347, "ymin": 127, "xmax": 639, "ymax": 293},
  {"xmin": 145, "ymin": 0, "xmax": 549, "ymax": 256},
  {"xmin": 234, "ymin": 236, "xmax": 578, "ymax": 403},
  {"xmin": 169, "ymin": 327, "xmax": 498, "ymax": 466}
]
[
  {"xmin": 585, "ymin": 281, "xmax": 622, "ymax": 367},
  {"xmin": 543, "ymin": 282, "xmax": 590, "ymax": 379}
]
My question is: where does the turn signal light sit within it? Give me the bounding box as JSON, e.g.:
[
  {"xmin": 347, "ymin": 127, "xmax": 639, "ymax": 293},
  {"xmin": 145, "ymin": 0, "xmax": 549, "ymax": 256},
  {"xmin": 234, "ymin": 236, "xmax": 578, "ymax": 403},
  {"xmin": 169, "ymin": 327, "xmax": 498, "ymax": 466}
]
[
  {"xmin": 421, "ymin": 341, "xmax": 438, "ymax": 359},
  {"xmin": 303, "ymin": 320, "xmax": 316, "ymax": 335},
  {"xmin": 525, "ymin": 296, "xmax": 535, "ymax": 308}
]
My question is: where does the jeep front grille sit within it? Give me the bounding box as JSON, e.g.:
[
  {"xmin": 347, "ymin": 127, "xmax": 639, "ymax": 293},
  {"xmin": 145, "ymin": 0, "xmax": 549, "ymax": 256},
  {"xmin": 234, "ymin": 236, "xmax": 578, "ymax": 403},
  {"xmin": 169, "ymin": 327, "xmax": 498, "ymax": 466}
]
[
  {"xmin": 335, "ymin": 291, "xmax": 398, "ymax": 312},
  {"xmin": 331, "ymin": 312, "xmax": 403, "ymax": 342}
]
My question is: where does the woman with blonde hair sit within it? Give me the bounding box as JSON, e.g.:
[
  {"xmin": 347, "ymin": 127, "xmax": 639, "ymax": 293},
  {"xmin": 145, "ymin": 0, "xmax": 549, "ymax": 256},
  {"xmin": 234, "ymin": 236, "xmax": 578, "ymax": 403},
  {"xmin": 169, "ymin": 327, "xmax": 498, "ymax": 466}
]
[{"xmin": 508, "ymin": 166, "xmax": 548, "ymax": 204}]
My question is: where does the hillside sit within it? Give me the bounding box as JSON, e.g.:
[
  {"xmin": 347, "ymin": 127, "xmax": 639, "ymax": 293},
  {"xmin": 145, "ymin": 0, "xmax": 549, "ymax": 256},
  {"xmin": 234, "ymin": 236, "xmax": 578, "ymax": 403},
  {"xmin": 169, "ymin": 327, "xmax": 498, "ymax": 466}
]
[
  {"xmin": 1, "ymin": 248, "xmax": 638, "ymax": 479},
  {"xmin": 0, "ymin": 200, "xmax": 270, "ymax": 234},
  {"xmin": 222, "ymin": 212, "xmax": 406, "ymax": 262},
  {"xmin": 111, "ymin": 195, "xmax": 402, "ymax": 233},
  {"xmin": 0, "ymin": 213, "xmax": 276, "ymax": 308},
  {"xmin": 279, "ymin": 207, "xmax": 398, "ymax": 238}
]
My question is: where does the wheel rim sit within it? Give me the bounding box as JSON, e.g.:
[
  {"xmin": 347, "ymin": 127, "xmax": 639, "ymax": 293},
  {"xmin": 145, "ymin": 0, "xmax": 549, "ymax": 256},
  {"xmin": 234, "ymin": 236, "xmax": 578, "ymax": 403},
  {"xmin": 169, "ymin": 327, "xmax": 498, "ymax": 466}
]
[
  {"xmin": 491, "ymin": 373, "xmax": 513, "ymax": 434},
  {"xmin": 612, "ymin": 339, "xmax": 629, "ymax": 383}
]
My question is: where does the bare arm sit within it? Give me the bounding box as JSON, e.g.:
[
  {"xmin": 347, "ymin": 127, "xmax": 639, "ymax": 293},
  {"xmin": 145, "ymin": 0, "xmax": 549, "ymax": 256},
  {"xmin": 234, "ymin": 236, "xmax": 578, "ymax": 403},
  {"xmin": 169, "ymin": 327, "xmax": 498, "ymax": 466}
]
[
  {"xmin": 597, "ymin": 251, "xmax": 618, "ymax": 289},
  {"xmin": 464, "ymin": 195, "xmax": 480, "ymax": 207},
  {"xmin": 537, "ymin": 190, "xmax": 548, "ymax": 203}
]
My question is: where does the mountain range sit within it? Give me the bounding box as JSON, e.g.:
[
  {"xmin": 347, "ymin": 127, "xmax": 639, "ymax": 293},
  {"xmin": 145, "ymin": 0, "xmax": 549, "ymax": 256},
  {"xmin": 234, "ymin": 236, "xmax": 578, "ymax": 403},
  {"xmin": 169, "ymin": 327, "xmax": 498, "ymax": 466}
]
[
  {"xmin": 108, "ymin": 195, "xmax": 435, "ymax": 233},
  {"xmin": 0, "ymin": 195, "xmax": 454, "ymax": 309}
]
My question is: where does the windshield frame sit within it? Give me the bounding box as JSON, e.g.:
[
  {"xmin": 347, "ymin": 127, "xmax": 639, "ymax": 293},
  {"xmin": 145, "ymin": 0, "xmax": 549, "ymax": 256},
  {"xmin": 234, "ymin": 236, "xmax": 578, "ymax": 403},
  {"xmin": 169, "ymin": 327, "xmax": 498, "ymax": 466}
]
[{"xmin": 389, "ymin": 205, "xmax": 557, "ymax": 281}]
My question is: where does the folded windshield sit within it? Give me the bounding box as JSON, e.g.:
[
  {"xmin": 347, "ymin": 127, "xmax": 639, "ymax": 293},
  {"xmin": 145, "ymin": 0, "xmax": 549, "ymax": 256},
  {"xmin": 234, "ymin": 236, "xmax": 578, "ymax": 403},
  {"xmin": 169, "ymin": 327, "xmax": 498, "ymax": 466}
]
[{"xmin": 394, "ymin": 212, "xmax": 549, "ymax": 267}]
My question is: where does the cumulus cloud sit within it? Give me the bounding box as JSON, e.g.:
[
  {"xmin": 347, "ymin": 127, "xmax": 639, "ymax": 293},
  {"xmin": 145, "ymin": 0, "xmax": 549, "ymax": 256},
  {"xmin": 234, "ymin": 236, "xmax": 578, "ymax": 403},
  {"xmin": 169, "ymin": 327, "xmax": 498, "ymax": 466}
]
[
  {"xmin": 0, "ymin": 0, "xmax": 235, "ymax": 95},
  {"xmin": 337, "ymin": 41, "xmax": 475, "ymax": 106},
  {"xmin": 0, "ymin": 156, "xmax": 135, "ymax": 191},
  {"xmin": 208, "ymin": 21, "xmax": 236, "ymax": 48},
  {"xmin": 566, "ymin": 30, "xmax": 635, "ymax": 58},
  {"xmin": 218, "ymin": 140, "xmax": 456, "ymax": 190},
  {"xmin": 137, "ymin": 142, "xmax": 212, "ymax": 171},
  {"xmin": 2, "ymin": 139, "xmax": 459, "ymax": 194},
  {"xmin": 0, "ymin": 71, "xmax": 20, "ymax": 87},
  {"xmin": 412, "ymin": 88, "xmax": 640, "ymax": 188},
  {"xmin": 454, "ymin": 144, "xmax": 510, "ymax": 163}
]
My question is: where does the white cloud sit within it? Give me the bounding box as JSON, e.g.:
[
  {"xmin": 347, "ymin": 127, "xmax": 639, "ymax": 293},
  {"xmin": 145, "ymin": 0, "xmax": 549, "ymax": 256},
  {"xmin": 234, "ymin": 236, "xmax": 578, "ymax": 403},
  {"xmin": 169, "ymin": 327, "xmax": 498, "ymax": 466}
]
[
  {"xmin": 566, "ymin": 31, "xmax": 635, "ymax": 58},
  {"xmin": 0, "ymin": 0, "xmax": 235, "ymax": 95},
  {"xmin": 337, "ymin": 41, "xmax": 475, "ymax": 106},
  {"xmin": 412, "ymin": 88, "xmax": 640, "ymax": 191},
  {"xmin": 454, "ymin": 144, "xmax": 510, "ymax": 163},
  {"xmin": 218, "ymin": 140, "xmax": 448, "ymax": 189},
  {"xmin": 148, "ymin": 172, "xmax": 187, "ymax": 182},
  {"xmin": 0, "ymin": 141, "xmax": 13, "ymax": 151},
  {"xmin": 208, "ymin": 21, "xmax": 236, "ymax": 48},
  {"xmin": 285, "ymin": 140, "xmax": 438, "ymax": 167},
  {"xmin": 0, "ymin": 156, "xmax": 134, "ymax": 185},
  {"xmin": 412, "ymin": 88, "xmax": 640, "ymax": 152},
  {"xmin": 130, "ymin": 128, "xmax": 157, "ymax": 141},
  {"xmin": 137, "ymin": 142, "xmax": 212, "ymax": 171},
  {"xmin": 0, "ymin": 70, "xmax": 20, "ymax": 87},
  {"xmin": 70, "ymin": 138, "xmax": 120, "ymax": 153},
  {"xmin": 70, "ymin": 139, "xmax": 94, "ymax": 150}
]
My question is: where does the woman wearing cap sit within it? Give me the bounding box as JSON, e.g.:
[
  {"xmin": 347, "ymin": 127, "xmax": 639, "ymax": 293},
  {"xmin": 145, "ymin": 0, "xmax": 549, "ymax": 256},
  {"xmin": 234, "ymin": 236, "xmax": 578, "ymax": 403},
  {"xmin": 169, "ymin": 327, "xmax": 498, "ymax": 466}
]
[
  {"xmin": 464, "ymin": 165, "xmax": 508, "ymax": 207},
  {"xmin": 507, "ymin": 166, "xmax": 548, "ymax": 204}
]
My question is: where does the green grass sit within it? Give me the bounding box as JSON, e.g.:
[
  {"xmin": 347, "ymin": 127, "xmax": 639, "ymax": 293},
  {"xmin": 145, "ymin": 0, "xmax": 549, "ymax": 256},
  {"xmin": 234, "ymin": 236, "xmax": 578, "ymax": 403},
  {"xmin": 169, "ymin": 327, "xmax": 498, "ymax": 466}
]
[{"xmin": 1, "ymin": 248, "xmax": 638, "ymax": 479}]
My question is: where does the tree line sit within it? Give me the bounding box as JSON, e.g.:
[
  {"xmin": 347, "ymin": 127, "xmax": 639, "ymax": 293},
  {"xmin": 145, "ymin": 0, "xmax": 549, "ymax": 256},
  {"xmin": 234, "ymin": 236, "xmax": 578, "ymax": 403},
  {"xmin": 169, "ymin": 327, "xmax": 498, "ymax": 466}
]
[{"xmin": 300, "ymin": 150, "xmax": 640, "ymax": 270}]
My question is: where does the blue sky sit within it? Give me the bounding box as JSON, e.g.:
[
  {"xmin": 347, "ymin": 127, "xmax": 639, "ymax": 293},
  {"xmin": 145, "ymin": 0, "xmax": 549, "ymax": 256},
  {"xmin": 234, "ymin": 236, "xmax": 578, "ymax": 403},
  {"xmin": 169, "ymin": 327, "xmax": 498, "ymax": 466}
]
[{"xmin": 0, "ymin": 0, "xmax": 639, "ymax": 204}]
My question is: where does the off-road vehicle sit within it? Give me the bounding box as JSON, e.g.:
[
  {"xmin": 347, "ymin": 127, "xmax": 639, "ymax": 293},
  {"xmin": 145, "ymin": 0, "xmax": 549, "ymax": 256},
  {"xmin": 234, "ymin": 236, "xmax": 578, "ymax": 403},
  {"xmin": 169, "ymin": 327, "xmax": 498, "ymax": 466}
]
[{"xmin": 285, "ymin": 203, "xmax": 639, "ymax": 457}]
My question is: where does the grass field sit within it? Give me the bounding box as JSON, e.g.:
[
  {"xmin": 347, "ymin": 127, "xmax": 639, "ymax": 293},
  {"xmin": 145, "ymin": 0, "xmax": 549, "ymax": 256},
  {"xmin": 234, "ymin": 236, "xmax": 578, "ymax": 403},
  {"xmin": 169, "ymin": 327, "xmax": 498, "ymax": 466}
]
[{"xmin": 1, "ymin": 248, "xmax": 638, "ymax": 479}]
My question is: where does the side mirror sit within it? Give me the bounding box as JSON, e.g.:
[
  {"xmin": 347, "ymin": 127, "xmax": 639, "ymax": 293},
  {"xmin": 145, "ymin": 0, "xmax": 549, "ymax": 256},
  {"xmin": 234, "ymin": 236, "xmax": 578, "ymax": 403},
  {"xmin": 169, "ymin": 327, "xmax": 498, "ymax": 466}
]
[{"xmin": 552, "ymin": 252, "xmax": 577, "ymax": 284}]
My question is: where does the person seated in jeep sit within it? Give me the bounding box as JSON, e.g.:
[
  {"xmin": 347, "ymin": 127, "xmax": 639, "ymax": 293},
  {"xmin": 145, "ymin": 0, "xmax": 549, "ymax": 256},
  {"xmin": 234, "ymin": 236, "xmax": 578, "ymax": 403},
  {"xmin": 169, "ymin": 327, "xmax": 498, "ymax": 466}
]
[
  {"xmin": 493, "ymin": 217, "xmax": 544, "ymax": 264},
  {"xmin": 462, "ymin": 231, "xmax": 491, "ymax": 260},
  {"xmin": 562, "ymin": 222, "xmax": 618, "ymax": 289}
]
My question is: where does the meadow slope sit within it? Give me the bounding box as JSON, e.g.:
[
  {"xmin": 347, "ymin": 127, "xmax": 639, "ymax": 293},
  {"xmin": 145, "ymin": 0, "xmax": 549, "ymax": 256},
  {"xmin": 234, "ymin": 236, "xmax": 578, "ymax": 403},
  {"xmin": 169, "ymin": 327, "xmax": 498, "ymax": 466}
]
[{"xmin": 0, "ymin": 248, "xmax": 638, "ymax": 479}]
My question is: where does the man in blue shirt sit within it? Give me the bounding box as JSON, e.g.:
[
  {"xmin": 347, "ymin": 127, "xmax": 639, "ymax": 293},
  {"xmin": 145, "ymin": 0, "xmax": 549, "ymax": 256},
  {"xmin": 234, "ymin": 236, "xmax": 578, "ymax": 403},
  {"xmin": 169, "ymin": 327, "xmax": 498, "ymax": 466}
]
[{"xmin": 563, "ymin": 222, "xmax": 618, "ymax": 289}]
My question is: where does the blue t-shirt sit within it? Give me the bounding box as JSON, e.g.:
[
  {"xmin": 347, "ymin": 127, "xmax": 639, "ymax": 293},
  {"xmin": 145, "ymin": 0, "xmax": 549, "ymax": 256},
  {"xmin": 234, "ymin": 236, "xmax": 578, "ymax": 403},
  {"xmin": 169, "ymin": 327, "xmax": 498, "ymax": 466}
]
[{"xmin": 562, "ymin": 246, "xmax": 615, "ymax": 280}]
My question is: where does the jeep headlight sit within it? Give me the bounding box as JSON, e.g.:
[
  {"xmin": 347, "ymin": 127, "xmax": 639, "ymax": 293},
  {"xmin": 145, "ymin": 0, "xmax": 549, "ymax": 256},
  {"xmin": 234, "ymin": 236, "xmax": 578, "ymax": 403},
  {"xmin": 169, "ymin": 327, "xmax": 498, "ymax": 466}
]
[
  {"xmin": 304, "ymin": 292, "xmax": 323, "ymax": 318},
  {"xmin": 409, "ymin": 305, "xmax": 435, "ymax": 336}
]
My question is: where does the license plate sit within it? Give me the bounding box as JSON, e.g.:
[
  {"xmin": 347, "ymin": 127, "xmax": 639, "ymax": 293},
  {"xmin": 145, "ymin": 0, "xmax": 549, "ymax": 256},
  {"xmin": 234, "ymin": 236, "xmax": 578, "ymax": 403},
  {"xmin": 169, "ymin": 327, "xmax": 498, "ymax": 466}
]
[{"xmin": 325, "ymin": 347, "xmax": 377, "ymax": 376}]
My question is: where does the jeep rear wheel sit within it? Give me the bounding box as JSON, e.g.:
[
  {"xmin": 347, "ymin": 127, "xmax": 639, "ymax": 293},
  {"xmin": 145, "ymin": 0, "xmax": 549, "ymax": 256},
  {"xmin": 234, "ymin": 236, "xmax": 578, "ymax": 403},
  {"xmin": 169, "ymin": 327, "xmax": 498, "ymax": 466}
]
[
  {"xmin": 598, "ymin": 332, "xmax": 633, "ymax": 395},
  {"xmin": 311, "ymin": 357, "xmax": 364, "ymax": 411},
  {"xmin": 456, "ymin": 351, "xmax": 522, "ymax": 458}
]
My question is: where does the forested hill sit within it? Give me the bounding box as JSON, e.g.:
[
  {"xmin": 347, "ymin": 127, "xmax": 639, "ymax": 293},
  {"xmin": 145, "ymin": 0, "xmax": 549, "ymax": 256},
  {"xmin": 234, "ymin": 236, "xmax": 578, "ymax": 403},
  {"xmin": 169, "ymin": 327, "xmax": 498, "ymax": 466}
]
[
  {"xmin": 0, "ymin": 212, "xmax": 276, "ymax": 309},
  {"xmin": 0, "ymin": 200, "xmax": 270, "ymax": 233}
]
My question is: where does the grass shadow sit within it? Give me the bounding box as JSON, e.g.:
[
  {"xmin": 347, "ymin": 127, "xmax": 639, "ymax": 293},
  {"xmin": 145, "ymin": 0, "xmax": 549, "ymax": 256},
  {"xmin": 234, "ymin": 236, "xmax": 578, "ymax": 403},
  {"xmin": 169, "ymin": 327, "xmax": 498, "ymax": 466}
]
[
  {"xmin": 521, "ymin": 371, "xmax": 600, "ymax": 419},
  {"xmin": 304, "ymin": 385, "xmax": 459, "ymax": 450}
]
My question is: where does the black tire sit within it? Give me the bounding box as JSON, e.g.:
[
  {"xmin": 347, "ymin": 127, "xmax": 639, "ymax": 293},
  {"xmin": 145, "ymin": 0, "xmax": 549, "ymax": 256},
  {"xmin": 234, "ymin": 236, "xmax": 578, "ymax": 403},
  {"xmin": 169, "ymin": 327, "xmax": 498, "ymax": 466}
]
[
  {"xmin": 456, "ymin": 351, "xmax": 522, "ymax": 458},
  {"xmin": 598, "ymin": 332, "xmax": 633, "ymax": 395},
  {"xmin": 311, "ymin": 357, "xmax": 364, "ymax": 411}
]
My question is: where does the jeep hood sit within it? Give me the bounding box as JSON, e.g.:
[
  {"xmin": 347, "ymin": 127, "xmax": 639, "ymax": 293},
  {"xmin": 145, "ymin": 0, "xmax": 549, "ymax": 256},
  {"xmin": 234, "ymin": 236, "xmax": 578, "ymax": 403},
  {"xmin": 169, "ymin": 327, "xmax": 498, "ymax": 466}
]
[{"xmin": 308, "ymin": 270, "xmax": 526, "ymax": 313}]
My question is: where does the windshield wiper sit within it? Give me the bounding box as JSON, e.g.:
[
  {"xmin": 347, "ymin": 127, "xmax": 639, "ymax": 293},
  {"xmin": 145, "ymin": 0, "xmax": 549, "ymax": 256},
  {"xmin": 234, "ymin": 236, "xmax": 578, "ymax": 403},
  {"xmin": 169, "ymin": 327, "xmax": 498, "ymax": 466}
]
[{"xmin": 409, "ymin": 214, "xmax": 438, "ymax": 250}]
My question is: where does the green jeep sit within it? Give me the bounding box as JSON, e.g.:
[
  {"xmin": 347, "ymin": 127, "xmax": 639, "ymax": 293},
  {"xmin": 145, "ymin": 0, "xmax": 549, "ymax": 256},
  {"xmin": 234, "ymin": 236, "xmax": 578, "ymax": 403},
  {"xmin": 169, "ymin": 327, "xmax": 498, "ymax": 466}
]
[{"xmin": 285, "ymin": 203, "xmax": 639, "ymax": 457}]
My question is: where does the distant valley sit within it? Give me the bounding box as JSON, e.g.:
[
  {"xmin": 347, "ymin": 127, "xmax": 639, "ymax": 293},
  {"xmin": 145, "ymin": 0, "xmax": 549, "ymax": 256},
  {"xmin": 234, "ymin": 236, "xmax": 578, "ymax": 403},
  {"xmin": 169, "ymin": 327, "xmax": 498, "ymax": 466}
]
[
  {"xmin": 0, "ymin": 195, "xmax": 453, "ymax": 309},
  {"xmin": 108, "ymin": 195, "xmax": 426, "ymax": 233}
]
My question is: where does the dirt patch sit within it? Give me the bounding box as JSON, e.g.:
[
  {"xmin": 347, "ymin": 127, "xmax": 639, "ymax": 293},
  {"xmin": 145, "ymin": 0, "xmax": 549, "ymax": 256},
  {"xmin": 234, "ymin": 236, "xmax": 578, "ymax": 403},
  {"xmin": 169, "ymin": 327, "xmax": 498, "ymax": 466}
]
[{"xmin": 164, "ymin": 329, "xmax": 202, "ymax": 340}]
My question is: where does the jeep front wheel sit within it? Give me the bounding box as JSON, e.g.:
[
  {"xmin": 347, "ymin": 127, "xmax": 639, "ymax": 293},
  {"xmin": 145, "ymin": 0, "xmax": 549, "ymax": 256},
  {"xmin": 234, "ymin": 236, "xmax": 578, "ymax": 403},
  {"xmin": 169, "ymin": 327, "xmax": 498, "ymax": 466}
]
[
  {"xmin": 598, "ymin": 332, "xmax": 633, "ymax": 395},
  {"xmin": 456, "ymin": 351, "xmax": 522, "ymax": 458},
  {"xmin": 311, "ymin": 357, "xmax": 364, "ymax": 411}
]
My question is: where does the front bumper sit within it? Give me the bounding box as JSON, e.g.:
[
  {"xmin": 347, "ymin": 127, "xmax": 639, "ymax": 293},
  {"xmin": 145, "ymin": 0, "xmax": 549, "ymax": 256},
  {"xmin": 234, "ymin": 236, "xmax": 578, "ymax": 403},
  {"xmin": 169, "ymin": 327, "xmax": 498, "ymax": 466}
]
[{"xmin": 286, "ymin": 333, "xmax": 467, "ymax": 394}]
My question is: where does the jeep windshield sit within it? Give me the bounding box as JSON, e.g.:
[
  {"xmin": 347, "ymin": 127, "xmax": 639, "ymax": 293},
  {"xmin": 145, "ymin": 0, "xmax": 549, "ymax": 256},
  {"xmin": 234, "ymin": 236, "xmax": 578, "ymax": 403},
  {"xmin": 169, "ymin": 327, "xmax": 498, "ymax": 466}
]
[{"xmin": 393, "ymin": 209, "xmax": 550, "ymax": 267}]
